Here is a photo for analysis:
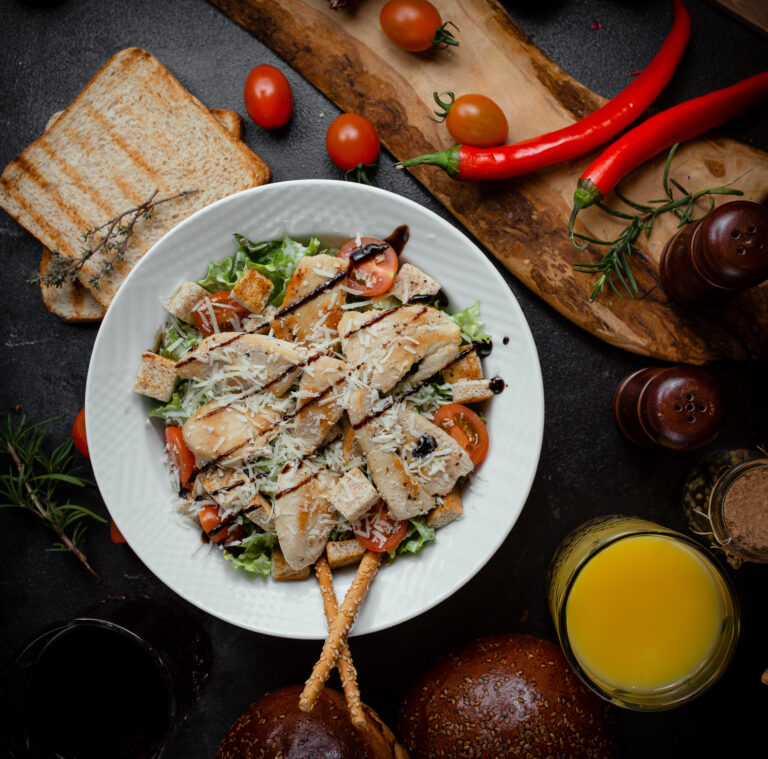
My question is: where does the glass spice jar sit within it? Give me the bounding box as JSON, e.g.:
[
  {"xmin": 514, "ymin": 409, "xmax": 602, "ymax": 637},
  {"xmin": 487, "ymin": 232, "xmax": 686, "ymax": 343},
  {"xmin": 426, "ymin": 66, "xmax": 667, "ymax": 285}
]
[{"xmin": 684, "ymin": 450, "xmax": 768, "ymax": 568}]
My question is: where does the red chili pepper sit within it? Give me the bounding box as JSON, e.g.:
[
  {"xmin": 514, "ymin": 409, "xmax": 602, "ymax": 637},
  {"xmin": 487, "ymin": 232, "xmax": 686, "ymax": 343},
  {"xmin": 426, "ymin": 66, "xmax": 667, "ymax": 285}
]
[
  {"xmin": 397, "ymin": 0, "xmax": 690, "ymax": 180},
  {"xmin": 569, "ymin": 71, "xmax": 768, "ymax": 240}
]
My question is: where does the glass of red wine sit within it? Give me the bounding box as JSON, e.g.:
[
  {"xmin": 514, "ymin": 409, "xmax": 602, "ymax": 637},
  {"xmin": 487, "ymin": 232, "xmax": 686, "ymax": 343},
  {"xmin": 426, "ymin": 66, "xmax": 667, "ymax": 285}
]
[{"xmin": 1, "ymin": 592, "xmax": 212, "ymax": 758}]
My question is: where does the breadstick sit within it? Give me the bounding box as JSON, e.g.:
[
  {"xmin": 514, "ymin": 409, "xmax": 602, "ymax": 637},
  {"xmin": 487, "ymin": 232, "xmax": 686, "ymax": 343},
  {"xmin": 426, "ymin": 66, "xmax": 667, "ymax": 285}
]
[
  {"xmin": 300, "ymin": 550, "xmax": 382, "ymax": 712},
  {"xmin": 314, "ymin": 557, "xmax": 367, "ymax": 729}
]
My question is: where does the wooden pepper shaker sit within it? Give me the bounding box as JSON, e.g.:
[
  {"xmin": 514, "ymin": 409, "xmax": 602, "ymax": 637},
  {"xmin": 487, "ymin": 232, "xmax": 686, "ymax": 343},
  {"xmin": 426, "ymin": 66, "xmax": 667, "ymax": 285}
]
[
  {"xmin": 659, "ymin": 200, "xmax": 768, "ymax": 303},
  {"xmin": 613, "ymin": 366, "xmax": 724, "ymax": 450}
]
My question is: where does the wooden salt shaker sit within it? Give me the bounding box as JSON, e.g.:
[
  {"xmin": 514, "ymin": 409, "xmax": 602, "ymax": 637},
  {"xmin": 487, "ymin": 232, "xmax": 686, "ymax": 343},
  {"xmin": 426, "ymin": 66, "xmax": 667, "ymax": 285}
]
[
  {"xmin": 613, "ymin": 366, "xmax": 724, "ymax": 450},
  {"xmin": 659, "ymin": 200, "xmax": 768, "ymax": 303}
]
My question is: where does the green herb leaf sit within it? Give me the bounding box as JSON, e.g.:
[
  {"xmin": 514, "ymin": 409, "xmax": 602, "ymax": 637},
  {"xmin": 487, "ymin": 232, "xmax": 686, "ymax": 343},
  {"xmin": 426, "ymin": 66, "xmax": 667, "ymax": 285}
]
[
  {"xmin": 0, "ymin": 414, "xmax": 103, "ymax": 579},
  {"xmin": 573, "ymin": 144, "xmax": 745, "ymax": 300}
]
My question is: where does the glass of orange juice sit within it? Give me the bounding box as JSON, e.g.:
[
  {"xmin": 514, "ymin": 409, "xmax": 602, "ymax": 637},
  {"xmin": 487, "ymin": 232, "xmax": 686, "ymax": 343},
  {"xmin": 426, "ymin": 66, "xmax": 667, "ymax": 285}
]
[{"xmin": 547, "ymin": 516, "xmax": 739, "ymax": 710}]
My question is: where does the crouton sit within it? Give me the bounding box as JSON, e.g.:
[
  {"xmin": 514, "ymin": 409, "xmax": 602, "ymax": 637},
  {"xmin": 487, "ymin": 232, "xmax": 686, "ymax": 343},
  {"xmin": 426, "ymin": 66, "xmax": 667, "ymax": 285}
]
[
  {"xmin": 391, "ymin": 263, "xmax": 441, "ymax": 304},
  {"xmin": 244, "ymin": 493, "xmax": 274, "ymax": 532},
  {"xmin": 442, "ymin": 349, "xmax": 483, "ymax": 383},
  {"xmin": 134, "ymin": 351, "xmax": 177, "ymax": 401},
  {"xmin": 271, "ymin": 548, "xmax": 311, "ymax": 581},
  {"xmin": 426, "ymin": 488, "xmax": 463, "ymax": 530},
  {"xmin": 198, "ymin": 468, "xmax": 274, "ymax": 530},
  {"xmin": 167, "ymin": 282, "xmax": 209, "ymax": 323},
  {"xmin": 242, "ymin": 305, "xmax": 277, "ymax": 334},
  {"xmin": 232, "ymin": 268, "xmax": 274, "ymax": 313},
  {"xmin": 450, "ymin": 379, "xmax": 494, "ymax": 405},
  {"xmin": 200, "ymin": 468, "xmax": 249, "ymax": 511},
  {"xmin": 326, "ymin": 538, "xmax": 367, "ymax": 569},
  {"xmin": 329, "ymin": 467, "xmax": 379, "ymax": 523}
]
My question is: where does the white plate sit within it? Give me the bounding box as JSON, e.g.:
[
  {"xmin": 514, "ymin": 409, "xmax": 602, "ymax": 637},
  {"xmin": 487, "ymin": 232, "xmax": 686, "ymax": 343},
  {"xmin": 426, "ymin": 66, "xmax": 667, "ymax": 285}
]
[{"xmin": 86, "ymin": 180, "xmax": 544, "ymax": 639}]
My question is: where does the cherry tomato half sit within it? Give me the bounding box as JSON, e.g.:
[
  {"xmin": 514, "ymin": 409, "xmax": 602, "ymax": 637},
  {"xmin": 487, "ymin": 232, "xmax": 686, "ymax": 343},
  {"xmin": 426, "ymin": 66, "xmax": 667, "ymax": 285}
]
[
  {"xmin": 165, "ymin": 427, "xmax": 196, "ymax": 489},
  {"xmin": 110, "ymin": 521, "xmax": 127, "ymax": 544},
  {"xmin": 433, "ymin": 403, "xmax": 490, "ymax": 466},
  {"xmin": 326, "ymin": 114, "xmax": 380, "ymax": 172},
  {"xmin": 380, "ymin": 0, "xmax": 454, "ymax": 52},
  {"xmin": 199, "ymin": 505, "xmax": 245, "ymax": 544},
  {"xmin": 338, "ymin": 237, "xmax": 398, "ymax": 297},
  {"xmin": 244, "ymin": 64, "xmax": 293, "ymax": 129},
  {"xmin": 446, "ymin": 94, "xmax": 508, "ymax": 148},
  {"xmin": 72, "ymin": 407, "xmax": 89, "ymax": 459},
  {"xmin": 354, "ymin": 502, "xmax": 408, "ymax": 553},
  {"xmin": 193, "ymin": 290, "xmax": 251, "ymax": 336}
]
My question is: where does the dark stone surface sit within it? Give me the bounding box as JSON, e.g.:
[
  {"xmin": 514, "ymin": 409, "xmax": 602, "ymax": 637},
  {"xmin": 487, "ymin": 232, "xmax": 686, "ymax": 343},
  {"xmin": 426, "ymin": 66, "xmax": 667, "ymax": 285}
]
[{"xmin": 0, "ymin": 0, "xmax": 766, "ymax": 756}]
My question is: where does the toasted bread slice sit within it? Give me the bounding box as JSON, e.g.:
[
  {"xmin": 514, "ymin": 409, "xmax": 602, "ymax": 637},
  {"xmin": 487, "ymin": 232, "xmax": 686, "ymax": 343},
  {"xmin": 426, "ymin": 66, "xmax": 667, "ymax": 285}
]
[
  {"xmin": 38, "ymin": 105, "xmax": 245, "ymax": 323},
  {"xmin": 1, "ymin": 47, "xmax": 270, "ymax": 309}
]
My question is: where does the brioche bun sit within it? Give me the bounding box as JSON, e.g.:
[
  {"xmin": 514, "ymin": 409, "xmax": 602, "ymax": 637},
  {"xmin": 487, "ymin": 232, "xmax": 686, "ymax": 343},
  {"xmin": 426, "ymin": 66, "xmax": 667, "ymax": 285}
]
[
  {"xmin": 397, "ymin": 634, "xmax": 620, "ymax": 758},
  {"xmin": 217, "ymin": 685, "xmax": 407, "ymax": 759}
]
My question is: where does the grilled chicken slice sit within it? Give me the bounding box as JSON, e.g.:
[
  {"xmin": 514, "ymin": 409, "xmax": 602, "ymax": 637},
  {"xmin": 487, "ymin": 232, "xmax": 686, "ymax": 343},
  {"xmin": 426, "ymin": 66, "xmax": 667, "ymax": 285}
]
[
  {"xmin": 338, "ymin": 306, "xmax": 461, "ymax": 394},
  {"xmin": 274, "ymin": 461, "xmax": 337, "ymax": 571},
  {"xmin": 182, "ymin": 399, "xmax": 281, "ymax": 467},
  {"xmin": 199, "ymin": 467, "xmax": 274, "ymax": 530},
  {"xmin": 348, "ymin": 389, "xmax": 473, "ymax": 520},
  {"xmin": 271, "ymin": 255, "xmax": 348, "ymax": 345},
  {"xmin": 292, "ymin": 356, "xmax": 349, "ymax": 453},
  {"xmin": 175, "ymin": 333, "xmax": 305, "ymax": 396}
]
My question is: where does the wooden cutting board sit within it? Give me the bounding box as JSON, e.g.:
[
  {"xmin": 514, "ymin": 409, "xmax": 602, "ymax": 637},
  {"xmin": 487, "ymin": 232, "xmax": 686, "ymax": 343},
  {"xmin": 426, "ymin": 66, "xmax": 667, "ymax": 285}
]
[{"xmin": 209, "ymin": 0, "xmax": 768, "ymax": 363}]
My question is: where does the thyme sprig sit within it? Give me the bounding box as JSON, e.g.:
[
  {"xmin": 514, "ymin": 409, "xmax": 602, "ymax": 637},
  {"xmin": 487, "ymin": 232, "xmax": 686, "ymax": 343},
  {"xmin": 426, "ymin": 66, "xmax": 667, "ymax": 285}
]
[
  {"xmin": 572, "ymin": 144, "xmax": 744, "ymax": 301},
  {"xmin": 0, "ymin": 415, "xmax": 105, "ymax": 580},
  {"xmin": 34, "ymin": 189, "xmax": 197, "ymax": 290}
]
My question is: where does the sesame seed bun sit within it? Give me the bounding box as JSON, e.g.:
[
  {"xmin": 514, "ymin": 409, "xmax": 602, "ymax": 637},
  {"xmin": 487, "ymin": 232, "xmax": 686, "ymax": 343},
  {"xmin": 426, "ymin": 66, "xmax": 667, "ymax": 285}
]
[
  {"xmin": 217, "ymin": 685, "xmax": 407, "ymax": 759},
  {"xmin": 397, "ymin": 634, "xmax": 621, "ymax": 758}
]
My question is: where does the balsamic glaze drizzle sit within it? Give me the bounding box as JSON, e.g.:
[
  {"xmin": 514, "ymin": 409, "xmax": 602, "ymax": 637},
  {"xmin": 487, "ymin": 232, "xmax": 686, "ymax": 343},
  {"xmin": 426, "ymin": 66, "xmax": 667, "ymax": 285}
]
[
  {"xmin": 350, "ymin": 242, "xmax": 389, "ymax": 264},
  {"xmin": 384, "ymin": 225, "xmax": 410, "ymax": 256}
]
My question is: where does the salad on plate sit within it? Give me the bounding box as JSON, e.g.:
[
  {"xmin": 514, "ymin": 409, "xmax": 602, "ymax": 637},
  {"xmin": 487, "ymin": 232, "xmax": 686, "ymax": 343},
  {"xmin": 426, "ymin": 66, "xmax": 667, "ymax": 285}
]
[{"xmin": 133, "ymin": 227, "xmax": 504, "ymax": 581}]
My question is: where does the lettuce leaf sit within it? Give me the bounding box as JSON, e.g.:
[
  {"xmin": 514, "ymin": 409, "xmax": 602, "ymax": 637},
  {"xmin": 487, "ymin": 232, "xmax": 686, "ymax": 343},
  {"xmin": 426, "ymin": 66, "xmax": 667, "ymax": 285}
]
[
  {"xmin": 158, "ymin": 318, "xmax": 202, "ymax": 360},
  {"xmin": 405, "ymin": 381, "xmax": 452, "ymax": 419},
  {"xmin": 390, "ymin": 518, "xmax": 436, "ymax": 559},
  {"xmin": 149, "ymin": 380, "xmax": 212, "ymax": 425},
  {"xmin": 148, "ymin": 392, "xmax": 187, "ymax": 423},
  {"xmin": 196, "ymin": 248, "xmax": 262, "ymax": 293},
  {"xmin": 223, "ymin": 530, "xmax": 279, "ymax": 576},
  {"xmin": 196, "ymin": 233, "xmax": 328, "ymax": 306},
  {"xmin": 450, "ymin": 301, "xmax": 491, "ymax": 344},
  {"xmin": 241, "ymin": 234, "xmax": 324, "ymax": 306}
]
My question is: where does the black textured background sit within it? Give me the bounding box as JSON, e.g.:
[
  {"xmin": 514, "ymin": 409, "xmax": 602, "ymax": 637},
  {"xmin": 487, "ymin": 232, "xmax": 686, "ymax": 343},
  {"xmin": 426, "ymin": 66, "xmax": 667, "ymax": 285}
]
[{"xmin": 1, "ymin": 0, "xmax": 767, "ymax": 756}]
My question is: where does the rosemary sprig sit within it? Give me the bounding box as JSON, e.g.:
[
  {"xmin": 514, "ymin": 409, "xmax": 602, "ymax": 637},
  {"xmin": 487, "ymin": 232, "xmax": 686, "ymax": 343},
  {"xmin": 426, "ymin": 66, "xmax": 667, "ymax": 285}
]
[
  {"xmin": 34, "ymin": 189, "xmax": 197, "ymax": 290},
  {"xmin": 0, "ymin": 415, "xmax": 105, "ymax": 580},
  {"xmin": 572, "ymin": 144, "xmax": 744, "ymax": 301}
]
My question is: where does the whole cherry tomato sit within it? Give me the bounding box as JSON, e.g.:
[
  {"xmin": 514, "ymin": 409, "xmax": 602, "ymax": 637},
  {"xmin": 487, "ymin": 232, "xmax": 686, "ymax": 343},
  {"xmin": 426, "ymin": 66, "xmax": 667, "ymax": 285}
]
[
  {"xmin": 433, "ymin": 403, "xmax": 490, "ymax": 466},
  {"xmin": 72, "ymin": 407, "xmax": 89, "ymax": 458},
  {"xmin": 244, "ymin": 64, "xmax": 293, "ymax": 129},
  {"xmin": 338, "ymin": 236, "xmax": 398, "ymax": 297},
  {"xmin": 110, "ymin": 521, "xmax": 127, "ymax": 544},
  {"xmin": 354, "ymin": 502, "xmax": 408, "ymax": 553},
  {"xmin": 192, "ymin": 290, "xmax": 251, "ymax": 336},
  {"xmin": 380, "ymin": 0, "xmax": 458, "ymax": 53},
  {"xmin": 326, "ymin": 114, "xmax": 380, "ymax": 181},
  {"xmin": 445, "ymin": 94, "xmax": 508, "ymax": 147}
]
